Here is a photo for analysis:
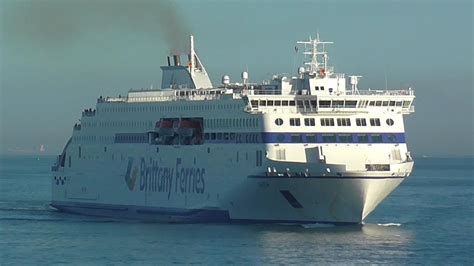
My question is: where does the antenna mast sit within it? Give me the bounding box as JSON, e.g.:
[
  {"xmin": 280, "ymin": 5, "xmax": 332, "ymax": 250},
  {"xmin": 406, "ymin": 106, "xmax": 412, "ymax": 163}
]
[
  {"xmin": 190, "ymin": 35, "xmax": 196, "ymax": 75},
  {"xmin": 296, "ymin": 33, "xmax": 333, "ymax": 77}
]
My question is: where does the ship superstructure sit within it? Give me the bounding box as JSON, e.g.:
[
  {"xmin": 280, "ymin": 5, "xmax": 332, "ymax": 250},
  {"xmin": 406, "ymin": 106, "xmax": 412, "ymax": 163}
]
[{"xmin": 51, "ymin": 35, "xmax": 415, "ymax": 224}]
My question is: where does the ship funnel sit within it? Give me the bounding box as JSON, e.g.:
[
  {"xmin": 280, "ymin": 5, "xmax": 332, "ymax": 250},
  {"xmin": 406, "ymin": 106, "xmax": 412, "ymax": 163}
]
[
  {"xmin": 173, "ymin": 55, "xmax": 181, "ymax": 66},
  {"xmin": 160, "ymin": 35, "xmax": 213, "ymax": 89}
]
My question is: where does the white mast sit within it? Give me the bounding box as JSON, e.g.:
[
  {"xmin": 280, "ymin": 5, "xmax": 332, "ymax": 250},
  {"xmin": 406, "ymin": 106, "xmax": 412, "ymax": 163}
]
[
  {"xmin": 190, "ymin": 35, "xmax": 196, "ymax": 75},
  {"xmin": 296, "ymin": 33, "xmax": 333, "ymax": 77}
]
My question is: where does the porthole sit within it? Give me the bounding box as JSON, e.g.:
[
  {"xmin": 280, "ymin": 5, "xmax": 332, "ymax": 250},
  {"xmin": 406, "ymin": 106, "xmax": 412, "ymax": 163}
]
[
  {"xmin": 275, "ymin": 118, "xmax": 284, "ymax": 126},
  {"xmin": 386, "ymin": 118, "xmax": 395, "ymax": 126}
]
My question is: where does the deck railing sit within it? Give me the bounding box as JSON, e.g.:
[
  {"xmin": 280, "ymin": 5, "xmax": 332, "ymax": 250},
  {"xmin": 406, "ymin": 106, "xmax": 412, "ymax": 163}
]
[{"xmin": 345, "ymin": 89, "xmax": 414, "ymax": 96}]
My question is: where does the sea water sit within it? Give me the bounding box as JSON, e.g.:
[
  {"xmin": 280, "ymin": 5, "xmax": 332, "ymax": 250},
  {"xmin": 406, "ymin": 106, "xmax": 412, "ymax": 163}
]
[{"xmin": 0, "ymin": 156, "xmax": 472, "ymax": 264}]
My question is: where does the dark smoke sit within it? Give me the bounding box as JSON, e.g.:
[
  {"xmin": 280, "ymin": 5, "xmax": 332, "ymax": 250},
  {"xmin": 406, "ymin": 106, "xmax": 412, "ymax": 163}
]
[{"xmin": 1, "ymin": 0, "xmax": 191, "ymax": 53}]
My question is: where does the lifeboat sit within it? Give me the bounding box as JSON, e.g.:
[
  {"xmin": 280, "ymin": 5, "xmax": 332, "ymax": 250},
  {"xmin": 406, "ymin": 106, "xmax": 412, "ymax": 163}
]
[
  {"xmin": 157, "ymin": 119, "xmax": 174, "ymax": 136},
  {"xmin": 177, "ymin": 119, "xmax": 198, "ymax": 137}
]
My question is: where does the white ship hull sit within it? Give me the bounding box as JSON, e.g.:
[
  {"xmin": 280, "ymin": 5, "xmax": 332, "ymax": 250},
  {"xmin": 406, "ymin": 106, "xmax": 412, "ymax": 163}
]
[
  {"xmin": 51, "ymin": 34, "xmax": 416, "ymax": 224},
  {"xmin": 51, "ymin": 143, "xmax": 413, "ymax": 224},
  {"xmin": 51, "ymin": 176, "xmax": 405, "ymax": 224}
]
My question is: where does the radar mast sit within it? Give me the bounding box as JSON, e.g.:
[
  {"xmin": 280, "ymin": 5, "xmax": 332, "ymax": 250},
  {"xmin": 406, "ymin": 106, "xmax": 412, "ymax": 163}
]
[{"xmin": 296, "ymin": 33, "xmax": 333, "ymax": 78}]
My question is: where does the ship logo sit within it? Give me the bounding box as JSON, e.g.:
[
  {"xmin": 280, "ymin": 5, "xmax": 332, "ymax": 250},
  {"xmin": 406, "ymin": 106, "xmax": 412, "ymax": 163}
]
[{"xmin": 124, "ymin": 157, "xmax": 139, "ymax": 191}]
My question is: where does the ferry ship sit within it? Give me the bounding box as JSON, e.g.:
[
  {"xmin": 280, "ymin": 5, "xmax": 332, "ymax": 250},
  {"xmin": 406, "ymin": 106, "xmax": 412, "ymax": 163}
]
[{"xmin": 51, "ymin": 35, "xmax": 415, "ymax": 224}]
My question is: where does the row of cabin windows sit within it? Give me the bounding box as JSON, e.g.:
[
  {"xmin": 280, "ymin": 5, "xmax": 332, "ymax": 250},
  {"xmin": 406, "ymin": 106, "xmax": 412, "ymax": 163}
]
[
  {"xmin": 205, "ymin": 118, "xmax": 259, "ymax": 129},
  {"xmin": 83, "ymin": 118, "xmax": 258, "ymax": 129},
  {"xmin": 82, "ymin": 121, "xmax": 152, "ymax": 128},
  {"xmin": 204, "ymin": 132, "xmax": 260, "ymax": 143},
  {"xmin": 286, "ymin": 118, "xmax": 388, "ymax": 127},
  {"xmin": 368, "ymin": 100, "xmax": 411, "ymax": 107},
  {"xmin": 115, "ymin": 134, "xmax": 147, "ymax": 143},
  {"xmin": 73, "ymin": 135, "xmax": 115, "ymax": 143},
  {"xmin": 320, "ymin": 133, "xmax": 385, "ymax": 143},
  {"xmin": 321, "ymin": 118, "xmax": 382, "ymax": 127},
  {"xmin": 101, "ymin": 103, "xmax": 241, "ymax": 113},
  {"xmin": 252, "ymin": 100, "xmax": 297, "ymax": 108},
  {"xmin": 251, "ymin": 99, "xmax": 411, "ymax": 109},
  {"xmin": 318, "ymin": 100, "xmax": 357, "ymax": 108},
  {"xmin": 282, "ymin": 133, "xmax": 396, "ymax": 143}
]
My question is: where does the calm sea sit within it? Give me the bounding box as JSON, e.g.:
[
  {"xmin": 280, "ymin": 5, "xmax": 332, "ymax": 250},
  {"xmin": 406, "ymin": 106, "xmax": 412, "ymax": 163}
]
[{"xmin": 0, "ymin": 156, "xmax": 472, "ymax": 265}]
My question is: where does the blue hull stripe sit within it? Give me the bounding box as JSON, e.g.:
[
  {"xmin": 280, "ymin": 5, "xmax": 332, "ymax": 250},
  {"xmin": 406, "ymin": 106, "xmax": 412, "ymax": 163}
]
[
  {"xmin": 248, "ymin": 175, "xmax": 406, "ymax": 179},
  {"xmin": 115, "ymin": 132, "xmax": 405, "ymax": 144},
  {"xmin": 50, "ymin": 201, "xmax": 359, "ymax": 225}
]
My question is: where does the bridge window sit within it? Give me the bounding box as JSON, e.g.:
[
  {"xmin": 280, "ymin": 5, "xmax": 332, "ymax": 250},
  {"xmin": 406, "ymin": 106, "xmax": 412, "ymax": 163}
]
[
  {"xmin": 403, "ymin": 101, "xmax": 411, "ymax": 108},
  {"xmin": 304, "ymin": 118, "xmax": 315, "ymax": 126},
  {"xmin": 370, "ymin": 118, "xmax": 381, "ymax": 126},
  {"xmin": 274, "ymin": 100, "xmax": 281, "ymax": 106},
  {"xmin": 382, "ymin": 101, "xmax": 389, "ymax": 106},
  {"xmin": 396, "ymin": 101, "xmax": 403, "ymax": 106},
  {"xmin": 290, "ymin": 118, "xmax": 301, "ymax": 126},
  {"xmin": 319, "ymin": 100, "xmax": 331, "ymax": 108},
  {"xmin": 337, "ymin": 118, "xmax": 351, "ymax": 126},
  {"xmin": 282, "ymin": 100, "xmax": 289, "ymax": 106},
  {"xmin": 259, "ymin": 100, "xmax": 266, "ymax": 106},
  {"xmin": 369, "ymin": 101, "xmax": 375, "ymax": 106},
  {"xmin": 332, "ymin": 101, "xmax": 344, "ymax": 108},
  {"xmin": 289, "ymin": 100, "xmax": 296, "ymax": 106},
  {"xmin": 345, "ymin": 100, "xmax": 357, "ymax": 108},
  {"xmin": 356, "ymin": 118, "xmax": 367, "ymax": 126},
  {"xmin": 267, "ymin": 100, "xmax": 274, "ymax": 106},
  {"xmin": 321, "ymin": 118, "xmax": 335, "ymax": 126},
  {"xmin": 375, "ymin": 101, "xmax": 382, "ymax": 106}
]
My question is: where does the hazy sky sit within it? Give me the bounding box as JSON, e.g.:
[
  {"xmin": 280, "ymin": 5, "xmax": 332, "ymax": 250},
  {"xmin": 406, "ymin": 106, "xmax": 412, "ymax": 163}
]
[{"xmin": 1, "ymin": 0, "xmax": 472, "ymax": 156}]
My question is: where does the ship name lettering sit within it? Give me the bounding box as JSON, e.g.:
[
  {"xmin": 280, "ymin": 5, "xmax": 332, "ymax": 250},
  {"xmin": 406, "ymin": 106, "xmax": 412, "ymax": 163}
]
[{"xmin": 138, "ymin": 157, "xmax": 205, "ymax": 199}]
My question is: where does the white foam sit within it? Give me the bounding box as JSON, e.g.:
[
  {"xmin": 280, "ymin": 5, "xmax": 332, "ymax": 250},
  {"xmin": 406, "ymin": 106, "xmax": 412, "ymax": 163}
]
[{"xmin": 377, "ymin": 223, "xmax": 402, "ymax": 227}]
